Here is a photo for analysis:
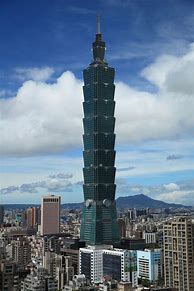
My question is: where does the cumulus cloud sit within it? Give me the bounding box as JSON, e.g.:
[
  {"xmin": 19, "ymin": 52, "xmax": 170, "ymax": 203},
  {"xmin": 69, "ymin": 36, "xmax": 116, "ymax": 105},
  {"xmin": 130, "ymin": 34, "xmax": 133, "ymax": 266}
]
[
  {"xmin": 0, "ymin": 71, "xmax": 83, "ymax": 155},
  {"xmin": 163, "ymin": 182, "xmax": 180, "ymax": 191},
  {"xmin": 0, "ymin": 173, "xmax": 76, "ymax": 195},
  {"xmin": 116, "ymin": 43, "xmax": 194, "ymax": 143},
  {"xmin": 14, "ymin": 67, "xmax": 54, "ymax": 81},
  {"xmin": 1, "ymin": 43, "xmax": 194, "ymax": 156},
  {"xmin": 141, "ymin": 43, "xmax": 194, "ymax": 95}
]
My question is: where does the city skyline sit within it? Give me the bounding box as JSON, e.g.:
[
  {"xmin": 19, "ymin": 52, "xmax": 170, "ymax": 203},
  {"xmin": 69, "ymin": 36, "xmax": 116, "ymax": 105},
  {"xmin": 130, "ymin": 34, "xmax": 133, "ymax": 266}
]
[{"xmin": 0, "ymin": 0, "xmax": 194, "ymax": 205}]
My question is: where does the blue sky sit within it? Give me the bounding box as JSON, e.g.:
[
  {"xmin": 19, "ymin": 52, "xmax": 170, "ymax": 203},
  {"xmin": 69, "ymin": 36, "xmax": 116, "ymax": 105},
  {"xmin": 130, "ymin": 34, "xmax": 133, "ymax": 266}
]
[{"xmin": 0, "ymin": 0, "xmax": 194, "ymax": 205}]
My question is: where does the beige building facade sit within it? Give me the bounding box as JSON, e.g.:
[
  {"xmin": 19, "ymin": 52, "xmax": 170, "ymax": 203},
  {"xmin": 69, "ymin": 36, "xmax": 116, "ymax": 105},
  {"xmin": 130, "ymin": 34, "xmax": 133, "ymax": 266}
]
[
  {"xmin": 41, "ymin": 195, "xmax": 61, "ymax": 236},
  {"xmin": 163, "ymin": 217, "xmax": 194, "ymax": 291}
]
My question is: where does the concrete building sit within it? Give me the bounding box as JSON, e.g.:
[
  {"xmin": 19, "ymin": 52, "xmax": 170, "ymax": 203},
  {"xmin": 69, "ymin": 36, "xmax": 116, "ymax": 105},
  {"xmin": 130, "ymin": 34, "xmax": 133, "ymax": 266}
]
[
  {"xmin": 12, "ymin": 237, "xmax": 31, "ymax": 268},
  {"xmin": 43, "ymin": 236, "xmax": 61, "ymax": 255},
  {"xmin": 163, "ymin": 217, "xmax": 194, "ymax": 291},
  {"xmin": 128, "ymin": 209, "xmax": 147, "ymax": 220},
  {"xmin": 103, "ymin": 249, "xmax": 137, "ymax": 286},
  {"xmin": 43, "ymin": 252, "xmax": 74, "ymax": 289},
  {"xmin": 0, "ymin": 259, "xmax": 19, "ymax": 291},
  {"xmin": 64, "ymin": 274, "xmax": 92, "ymax": 291},
  {"xmin": 0, "ymin": 205, "xmax": 4, "ymax": 225},
  {"xmin": 118, "ymin": 218, "xmax": 126, "ymax": 238},
  {"xmin": 137, "ymin": 249, "xmax": 162, "ymax": 282},
  {"xmin": 21, "ymin": 267, "xmax": 58, "ymax": 291},
  {"xmin": 143, "ymin": 231, "xmax": 157, "ymax": 244},
  {"xmin": 41, "ymin": 195, "xmax": 61, "ymax": 236},
  {"xmin": 61, "ymin": 238, "xmax": 85, "ymax": 275},
  {"xmin": 79, "ymin": 247, "xmax": 103, "ymax": 283}
]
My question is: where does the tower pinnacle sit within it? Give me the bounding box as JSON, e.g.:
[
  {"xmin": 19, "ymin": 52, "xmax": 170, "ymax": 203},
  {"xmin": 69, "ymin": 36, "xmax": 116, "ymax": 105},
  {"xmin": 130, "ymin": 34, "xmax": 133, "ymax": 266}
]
[{"xmin": 97, "ymin": 14, "xmax": 101, "ymax": 34}]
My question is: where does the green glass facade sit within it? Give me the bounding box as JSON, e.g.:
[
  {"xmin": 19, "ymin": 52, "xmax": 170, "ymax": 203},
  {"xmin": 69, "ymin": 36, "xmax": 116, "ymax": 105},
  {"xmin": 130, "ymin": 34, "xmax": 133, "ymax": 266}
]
[{"xmin": 80, "ymin": 29, "xmax": 120, "ymax": 245}]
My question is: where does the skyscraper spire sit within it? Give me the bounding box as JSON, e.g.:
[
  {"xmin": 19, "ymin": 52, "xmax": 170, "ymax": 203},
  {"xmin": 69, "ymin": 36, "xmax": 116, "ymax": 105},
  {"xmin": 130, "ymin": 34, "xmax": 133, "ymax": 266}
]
[{"xmin": 97, "ymin": 14, "xmax": 101, "ymax": 34}]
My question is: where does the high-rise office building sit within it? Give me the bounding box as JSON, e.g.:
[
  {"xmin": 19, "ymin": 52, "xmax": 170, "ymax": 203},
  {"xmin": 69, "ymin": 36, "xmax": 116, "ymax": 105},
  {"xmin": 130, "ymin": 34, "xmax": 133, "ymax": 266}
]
[
  {"xmin": 80, "ymin": 17, "xmax": 119, "ymax": 246},
  {"xmin": 163, "ymin": 217, "xmax": 194, "ymax": 291},
  {"xmin": 26, "ymin": 207, "xmax": 39, "ymax": 230},
  {"xmin": 41, "ymin": 195, "xmax": 61, "ymax": 236}
]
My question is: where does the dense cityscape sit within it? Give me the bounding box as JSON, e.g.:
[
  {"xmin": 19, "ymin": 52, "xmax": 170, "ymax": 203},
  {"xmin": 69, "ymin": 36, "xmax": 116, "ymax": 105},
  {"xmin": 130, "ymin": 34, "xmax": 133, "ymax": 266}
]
[
  {"xmin": 0, "ymin": 197, "xmax": 194, "ymax": 290},
  {"xmin": 1, "ymin": 1, "xmax": 194, "ymax": 291}
]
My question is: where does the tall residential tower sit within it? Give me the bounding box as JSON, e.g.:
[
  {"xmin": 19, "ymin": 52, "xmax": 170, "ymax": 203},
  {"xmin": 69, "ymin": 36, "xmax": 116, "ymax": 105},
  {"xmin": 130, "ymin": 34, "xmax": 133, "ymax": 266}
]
[
  {"xmin": 163, "ymin": 217, "xmax": 194, "ymax": 291},
  {"xmin": 80, "ymin": 18, "xmax": 119, "ymax": 246}
]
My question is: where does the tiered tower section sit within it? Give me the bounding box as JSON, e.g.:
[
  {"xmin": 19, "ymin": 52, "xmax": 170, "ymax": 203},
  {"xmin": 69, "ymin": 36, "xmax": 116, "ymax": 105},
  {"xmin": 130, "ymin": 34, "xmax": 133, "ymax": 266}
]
[{"xmin": 80, "ymin": 23, "xmax": 120, "ymax": 245}]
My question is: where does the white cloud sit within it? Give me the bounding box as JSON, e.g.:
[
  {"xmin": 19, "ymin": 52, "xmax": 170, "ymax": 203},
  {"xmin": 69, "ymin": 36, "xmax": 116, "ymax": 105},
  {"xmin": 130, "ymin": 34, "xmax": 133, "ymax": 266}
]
[
  {"xmin": 116, "ymin": 43, "xmax": 194, "ymax": 143},
  {"xmin": 15, "ymin": 67, "xmax": 54, "ymax": 81},
  {"xmin": 0, "ymin": 71, "xmax": 83, "ymax": 155},
  {"xmin": 0, "ymin": 172, "xmax": 76, "ymax": 195},
  {"xmin": 0, "ymin": 43, "xmax": 194, "ymax": 156},
  {"xmin": 156, "ymin": 190, "xmax": 194, "ymax": 205},
  {"xmin": 164, "ymin": 183, "xmax": 180, "ymax": 191},
  {"xmin": 141, "ymin": 55, "xmax": 178, "ymax": 88},
  {"xmin": 141, "ymin": 43, "xmax": 194, "ymax": 95}
]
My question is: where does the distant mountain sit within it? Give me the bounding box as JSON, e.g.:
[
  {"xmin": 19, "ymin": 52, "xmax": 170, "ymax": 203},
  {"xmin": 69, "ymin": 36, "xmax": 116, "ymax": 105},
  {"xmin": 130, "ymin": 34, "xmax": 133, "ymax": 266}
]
[
  {"xmin": 4, "ymin": 194, "xmax": 191, "ymax": 210},
  {"xmin": 4, "ymin": 204, "xmax": 39, "ymax": 210},
  {"xmin": 61, "ymin": 203, "xmax": 82, "ymax": 209},
  {"xmin": 116, "ymin": 194, "xmax": 190, "ymax": 209}
]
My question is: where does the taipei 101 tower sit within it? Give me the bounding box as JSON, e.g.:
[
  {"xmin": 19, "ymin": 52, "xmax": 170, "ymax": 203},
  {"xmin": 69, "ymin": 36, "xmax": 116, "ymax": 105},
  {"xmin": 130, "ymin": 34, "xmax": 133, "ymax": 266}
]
[{"xmin": 80, "ymin": 17, "xmax": 120, "ymax": 246}]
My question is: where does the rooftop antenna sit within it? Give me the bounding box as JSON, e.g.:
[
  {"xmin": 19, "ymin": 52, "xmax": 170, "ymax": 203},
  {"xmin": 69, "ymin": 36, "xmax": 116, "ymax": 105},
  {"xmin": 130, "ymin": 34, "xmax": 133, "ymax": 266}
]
[{"xmin": 97, "ymin": 14, "xmax": 101, "ymax": 34}]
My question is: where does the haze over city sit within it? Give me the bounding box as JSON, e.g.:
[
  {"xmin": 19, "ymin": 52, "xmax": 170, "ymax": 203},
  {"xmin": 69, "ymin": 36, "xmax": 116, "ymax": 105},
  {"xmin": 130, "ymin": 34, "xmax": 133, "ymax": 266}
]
[{"xmin": 0, "ymin": 0, "xmax": 194, "ymax": 205}]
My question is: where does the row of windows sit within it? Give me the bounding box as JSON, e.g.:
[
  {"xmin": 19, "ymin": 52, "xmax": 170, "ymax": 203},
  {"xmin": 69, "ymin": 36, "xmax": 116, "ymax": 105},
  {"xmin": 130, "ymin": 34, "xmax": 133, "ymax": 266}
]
[
  {"xmin": 83, "ymin": 100, "xmax": 115, "ymax": 117},
  {"xmin": 83, "ymin": 84, "xmax": 115, "ymax": 101},
  {"xmin": 43, "ymin": 198, "xmax": 59, "ymax": 203},
  {"xmin": 83, "ymin": 66, "xmax": 115, "ymax": 85},
  {"xmin": 83, "ymin": 168, "xmax": 115, "ymax": 184},
  {"xmin": 83, "ymin": 134, "xmax": 115, "ymax": 151},
  {"xmin": 84, "ymin": 149, "xmax": 115, "ymax": 162},
  {"xmin": 83, "ymin": 117, "xmax": 115, "ymax": 133}
]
